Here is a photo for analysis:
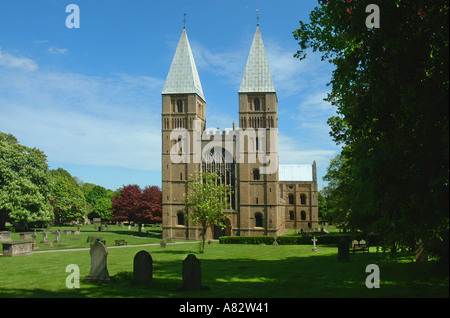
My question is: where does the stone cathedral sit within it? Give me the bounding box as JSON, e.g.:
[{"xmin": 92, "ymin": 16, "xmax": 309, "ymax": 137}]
[{"xmin": 161, "ymin": 25, "xmax": 318, "ymax": 240}]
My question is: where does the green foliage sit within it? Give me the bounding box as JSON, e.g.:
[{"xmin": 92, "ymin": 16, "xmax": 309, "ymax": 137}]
[
  {"xmin": 294, "ymin": 0, "xmax": 449, "ymax": 262},
  {"xmin": 81, "ymin": 183, "xmax": 113, "ymax": 220},
  {"xmin": 0, "ymin": 132, "xmax": 53, "ymax": 229},
  {"xmin": 48, "ymin": 168, "xmax": 87, "ymax": 224},
  {"xmin": 184, "ymin": 171, "xmax": 232, "ymax": 252},
  {"xmin": 219, "ymin": 233, "xmax": 379, "ymax": 246}
]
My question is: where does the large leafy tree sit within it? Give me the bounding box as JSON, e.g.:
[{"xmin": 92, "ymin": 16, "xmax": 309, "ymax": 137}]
[
  {"xmin": 111, "ymin": 185, "xmax": 162, "ymax": 229},
  {"xmin": 0, "ymin": 132, "xmax": 53, "ymax": 229},
  {"xmin": 49, "ymin": 168, "xmax": 86, "ymax": 224},
  {"xmin": 294, "ymin": 0, "xmax": 448, "ymax": 261},
  {"xmin": 82, "ymin": 183, "xmax": 114, "ymax": 220},
  {"xmin": 184, "ymin": 171, "xmax": 232, "ymax": 253}
]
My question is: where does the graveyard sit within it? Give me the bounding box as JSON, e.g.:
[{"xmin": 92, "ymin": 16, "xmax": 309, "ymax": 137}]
[{"xmin": 0, "ymin": 224, "xmax": 448, "ymax": 298}]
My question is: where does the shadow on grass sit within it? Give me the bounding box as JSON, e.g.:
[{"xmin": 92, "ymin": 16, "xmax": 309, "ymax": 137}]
[{"xmin": 1, "ymin": 251, "xmax": 448, "ymax": 298}]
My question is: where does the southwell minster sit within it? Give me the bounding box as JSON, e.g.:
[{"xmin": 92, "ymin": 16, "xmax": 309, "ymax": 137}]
[{"xmin": 161, "ymin": 24, "xmax": 318, "ymax": 241}]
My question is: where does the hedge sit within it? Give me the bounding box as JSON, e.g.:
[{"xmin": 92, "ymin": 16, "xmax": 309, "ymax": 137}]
[{"xmin": 218, "ymin": 233, "xmax": 379, "ymax": 246}]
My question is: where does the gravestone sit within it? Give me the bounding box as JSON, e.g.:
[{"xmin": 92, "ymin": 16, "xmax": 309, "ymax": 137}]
[
  {"xmin": 311, "ymin": 236, "xmax": 318, "ymax": 252},
  {"xmin": 415, "ymin": 240, "xmax": 428, "ymax": 262},
  {"xmin": 0, "ymin": 231, "xmax": 12, "ymax": 242},
  {"xmin": 2, "ymin": 241, "xmax": 33, "ymax": 256},
  {"xmin": 133, "ymin": 250, "xmax": 153, "ymax": 283},
  {"xmin": 182, "ymin": 254, "xmax": 201, "ymax": 291},
  {"xmin": 272, "ymin": 236, "xmax": 278, "ymax": 246},
  {"xmin": 84, "ymin": 241, "xmax": 111, "ymax": 283},
  {"xmin": 20, "ymin": 233, "xmax": 33, "ymax": 240},
  {"xmin": 54, "ymin": 231, "xmax": 61, "ymax": 243},
  {"xmin": 32, "ymin": 231, "xmax": 38, "ymax": 249},
  {"xmin": 337, "ymin": 237, "xmax": 350, "ymax": 262},
  {"xmin": 40, "ymin": 231, "xmax": 47, "ymax": 243},
  {"xmin": 160, "ymin": 239, "xmax": 166, "ymax": 248}
]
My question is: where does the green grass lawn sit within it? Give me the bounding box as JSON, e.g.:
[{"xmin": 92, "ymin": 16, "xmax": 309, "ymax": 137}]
[
  {"xmin": 0, "ymin": 239, "xmax": 448, "ymax": 298},
  {"xmin": 6, "ymin": 224, "xmax": 164, "ymax": 251}
]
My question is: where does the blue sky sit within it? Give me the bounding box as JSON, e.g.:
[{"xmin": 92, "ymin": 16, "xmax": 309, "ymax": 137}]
[{"xmin": 0, "ymin": 0, "xmax": 340, "ymax": 191}]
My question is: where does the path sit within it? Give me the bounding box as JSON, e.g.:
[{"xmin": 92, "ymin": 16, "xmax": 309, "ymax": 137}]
[{"xmin": 31, "ymin": 241, "xmax": 200, "ymax": 254}]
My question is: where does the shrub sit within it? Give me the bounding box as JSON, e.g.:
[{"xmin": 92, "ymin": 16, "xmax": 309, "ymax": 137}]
[{"xmin": 219, "ymin": 233, "xmax": 379, "ymax": 246}]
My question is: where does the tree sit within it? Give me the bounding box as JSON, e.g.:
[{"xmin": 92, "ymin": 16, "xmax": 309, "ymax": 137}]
[
  {"xmin": 294, "ymin": 0, "xmax": 449, "ymax": 262},
  {"xmin": 184, "ymin": 171, "xmax": 232, "ymax": 253},
  {"xmin": 111, "ymin": 185, "xmax": 162, "ymax": 230},
  {"xmin": 82, "ymin": 184, "xmax": 114, "ymax": 220},
  {"xmin": 141, "ymin": 186, "xmax": 162, "ymax": 225},
  {"xmin": 49, "ymin": 168, "xmax": 86, "ymax": 224},
  {"xmin": 0, "ymin": 132, "xmax": 53, "ymax": 229}
]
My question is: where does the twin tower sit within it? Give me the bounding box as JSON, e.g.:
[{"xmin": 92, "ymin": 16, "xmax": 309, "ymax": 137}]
[{"xmin": 161, "ymin": 26, "xmax": 318, "ymax": 240}]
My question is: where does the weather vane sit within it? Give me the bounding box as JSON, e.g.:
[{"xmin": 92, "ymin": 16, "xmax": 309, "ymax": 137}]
[
  {"xmin": 256, "ymin": 9, "xmax": 260, "ymax": 26},
  {"xmin": 183, "ymin": 13, "xmax": 186, "ymax": 29}
]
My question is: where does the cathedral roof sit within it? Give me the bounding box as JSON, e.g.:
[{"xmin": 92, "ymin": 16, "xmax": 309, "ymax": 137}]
[
  {"xmin": 162, "ymin": 28, "xmax": 205, "ymax": 101},
  {"xmin": 239, "ymin": 26, "xmax": 275, "ymax": 93},
  {"xmin": 279, "ymin": 164, "xmax": 313, "ymax": 182}
]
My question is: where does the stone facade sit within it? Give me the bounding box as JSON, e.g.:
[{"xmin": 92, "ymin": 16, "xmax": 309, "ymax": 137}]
[{"xmin": 161, "ymin": 26, "xmax": 318, "ymax": 241}]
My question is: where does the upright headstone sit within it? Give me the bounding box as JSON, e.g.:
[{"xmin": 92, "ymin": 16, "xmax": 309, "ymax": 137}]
[
  {"xmin": 415, "ymin": 240, "xmax": 428, "ymax": 262},
  {"xmin": 160, "ymin": 239, "xmax": 167, "ymax": 248},
  {"xmin": 133, "ymin": 250, "xmax": 153, "ymax": 283},
  {"xmin": 32, "ymin": 230, "xmax": 38, "ymax": 249},
  {"xmin": 272, "ymin": 236, "xmax": 278, "ymax": 246},
  {"xmin": 54, "ymin": 231, "xmax": 61, "ymax": 244},
  {"xmin": 85, "ymin": 241, "xmax": 111, "ymax": 283},
  {"xmin": 311, "ymin": 236, "xmax": 318, "ymax": 252},
  {"xmin": 182, "ymin": 254, "xmax": 201, "ymax": 291},
  {"xmin": 337, "ymin": 237, "xmax": 350, "ymax": 262},
  {"xmin": 40, "ymin": 231, "xmax": 47, "ymax": 243}
]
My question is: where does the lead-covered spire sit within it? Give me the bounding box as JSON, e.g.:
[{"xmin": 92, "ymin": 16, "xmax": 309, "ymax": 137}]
[
  {"xmin": 162, "ymin": 28, "xmax": 205, "ymax": 101},
  {"xmin": 239, "ymin": 26, "xmax": 275, "ymax": 93}
]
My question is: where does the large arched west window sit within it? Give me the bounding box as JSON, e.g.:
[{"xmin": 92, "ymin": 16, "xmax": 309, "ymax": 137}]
[{"xmin": 202, "ymin": 147, "xmax": 236, "ymax": 210}]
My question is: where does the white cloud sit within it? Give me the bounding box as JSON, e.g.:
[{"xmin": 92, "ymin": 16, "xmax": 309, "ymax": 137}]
[
  {"xmin": 0, "ymin": 48, "xmax": 38, "ymax": 72},
  {"xmin": 0, "ymin": 65, "xmax": 165, "ymax": 172},
  {"xmin": 190, "ymin": 40, "xmax": 247, "ymax": 87},
  {"xmin": 47, "ymin": 47, "xmax": 68, "ymax": 55},
  {"xmin": 278, "ymin": 132, "xmax": 336, "ymax": 165}
]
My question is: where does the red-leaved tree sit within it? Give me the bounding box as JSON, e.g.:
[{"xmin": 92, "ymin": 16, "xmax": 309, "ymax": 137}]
[{"xmin": 111, "ymin": 185, "xmax": 162, "ymax": 228}]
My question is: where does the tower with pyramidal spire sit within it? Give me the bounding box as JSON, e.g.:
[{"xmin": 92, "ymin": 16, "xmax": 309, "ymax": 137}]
[{"xmin": 161, "ymin": 21, "xmax": 318, "ymax": 240}]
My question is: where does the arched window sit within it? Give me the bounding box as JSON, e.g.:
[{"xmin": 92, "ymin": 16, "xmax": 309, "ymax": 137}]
[
  {"xmin": 289, "ymin": 211, "xmax": 294, "ymax": 220},
  {"xmin": 177, "ymin": 212, "xmax": 185, "ymax": 226},
  {"xmin": 253, "ymin": 169, "xmax": 260, "ymax": 181},
  {"xmin": 300, "ymin": 194, "xmax": 307, "ymax": 205},
  {"xmin": 254, "ymin": 98, "xmax": 260, "ymax": 111},
  {"xmin": 288, "ymin": 194, "xmax": 294, "ymax": 205},
  {"xmin": 177, "ymin": 100, "xmax": 183, "ymax": 113},
  {"xmin": 255, "ymin": 213, "xmax": 263, "ymax": 227},
  {"xmin": 301, "ymin": 211, "xmax": 306, "ymax": 221}
]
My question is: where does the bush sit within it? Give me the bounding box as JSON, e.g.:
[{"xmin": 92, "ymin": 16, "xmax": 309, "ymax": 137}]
[{"xmin": 219, "ymin": 233, "xmax": 380, "ymax": 246}]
